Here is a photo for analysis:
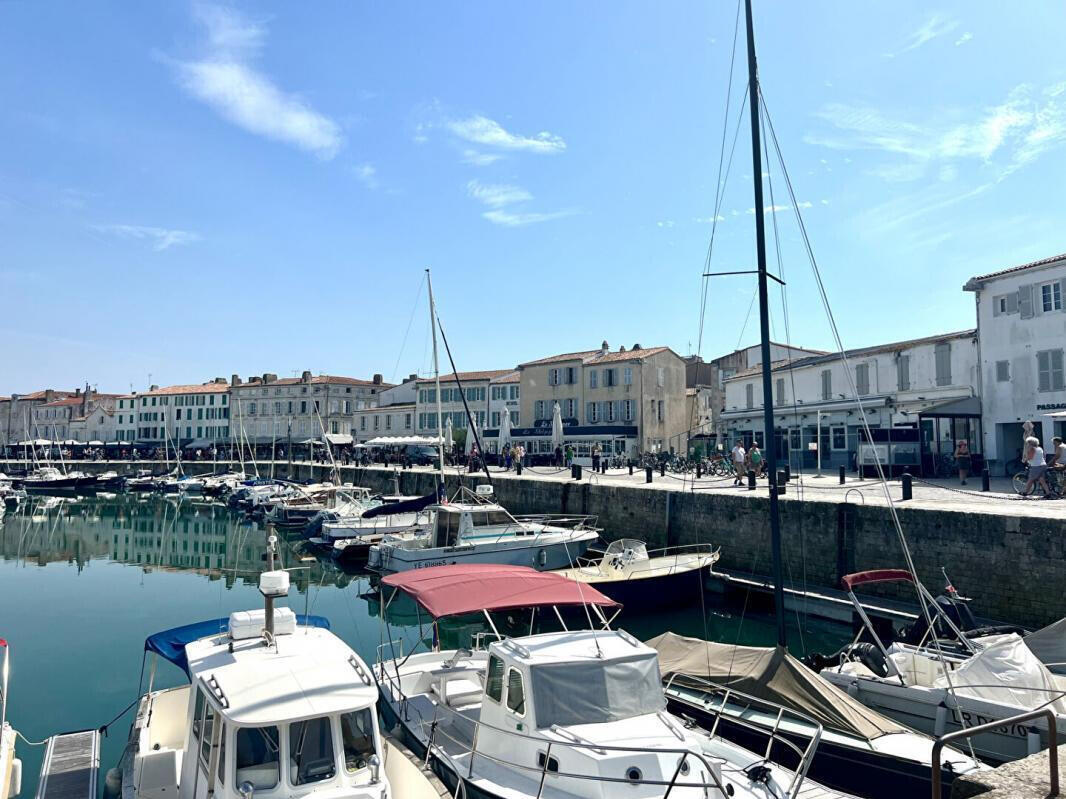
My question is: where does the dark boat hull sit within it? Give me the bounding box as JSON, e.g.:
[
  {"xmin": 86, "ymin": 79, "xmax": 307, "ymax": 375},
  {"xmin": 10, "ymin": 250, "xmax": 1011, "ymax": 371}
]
[{"xmin": 577, "ymin": 561, "xmax": 716, "ymax": 611}]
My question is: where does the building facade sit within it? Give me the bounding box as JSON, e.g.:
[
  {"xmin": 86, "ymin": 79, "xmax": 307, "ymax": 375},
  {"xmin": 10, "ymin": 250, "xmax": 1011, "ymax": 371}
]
[
  {"xmin": 1, "ymin": 390, "xmax": 77, "ymax": 446},
  {"xmin": 230, "ymin": 371, "xmax": 392, "ymax": 445},
  {"xmin": 965, "ymin": 253, "xmax": 1066, "ymax": 472},
  {"xmin": 31, "ymin": 388, "xmax": 120, "ymax": 441},
  {"xmin": 721, "ymin": 330, "xmax": 979, "ymax": 475},
  {"xmin": 134, "ymin": 380, "xmax": 232, "ymax": 447},
  {"xmin": 514, "ymin": 341, "xmax": 688, "ymax": 459},
  {"xmin": 415, "ymin": 369, "xmax": 516, "ymax": 447}
]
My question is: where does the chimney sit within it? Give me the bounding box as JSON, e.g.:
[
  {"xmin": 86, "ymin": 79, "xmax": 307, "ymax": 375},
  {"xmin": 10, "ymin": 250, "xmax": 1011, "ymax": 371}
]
[
  {"xmin": 301, "ymin": 370, "xmax": 312, "ymax": 383},
  {"xmin": 214, "ymin": 377, "xmax": 227, "ymax": 385},
  {"xmin": 632, "ymin": 343, "xmax": 641, "ymax": 351},
  {"xmin": 248, "ymin": 376, "xmax": 261, "ymax": 385},
  {"xmin": 150, "ymin": 385, "xmax": 159, "ymax": 391},
  {"xmin": 601, "ymin": 340, "xmax": 609, "ymax": 355},
  {"xmin": 231, "ymin": 374, "xmax": 242, "ymax": 386},
  {"xmin": 75, "ymin": 388, "xmax": 82, "ymax": 397},
  {"xmin": 619, "ymin": 345, "xmax": 626, "ymax": 353},
  {"xmin": 45, "ymin": 390, "xmax": 55, "ymax": 403},
  {"xmin": 263, "ymin": 373, "xmax": 278, "ymax": 383},
  {"xmin": 373, "ymin": 373, "xmax": 383, "ymax": 385},
  {"xmin": 407, "ymin": 373, "xmax": 417, "ymax": 382}
]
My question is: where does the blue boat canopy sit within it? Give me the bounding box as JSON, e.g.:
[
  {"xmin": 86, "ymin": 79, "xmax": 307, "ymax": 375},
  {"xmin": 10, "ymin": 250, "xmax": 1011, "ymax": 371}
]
[
  {"xmin": 362, "ymin": 492, "xmax": 436, "ymax": 519},
  {"xmin": 144, "ymin": 615, "xmax": 331, "ymax": 678}
]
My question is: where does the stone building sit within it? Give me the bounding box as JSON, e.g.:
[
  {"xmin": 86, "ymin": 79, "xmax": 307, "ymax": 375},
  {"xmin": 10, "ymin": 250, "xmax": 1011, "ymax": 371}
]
[
  {"xmin": 31, "ymin": 387, "xmax": 120, "ymax": 441},
  {"xmin": 513, "ymin": 341, "xmax": 687, "ymax": 460},
  {"xmin": 1, "ymin": 389, "xmax": 77, "ymax": 447},
  {"xmin": 133, "ymin": 380, "xmax": 231, "ymax": 447},
  {"xmin": 964, "ymin": 252, "xmax": 1066, "ymax": 473},
  {"xmin": 414, "ymin": 369, "xmax": 517, "ymax": 449}
]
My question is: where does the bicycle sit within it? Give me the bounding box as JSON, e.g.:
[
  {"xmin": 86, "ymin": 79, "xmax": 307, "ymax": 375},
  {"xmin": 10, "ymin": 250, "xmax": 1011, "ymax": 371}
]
[{"xmin": 1012, "ymin": 465, "xmax": 1065, "ymax": 498}]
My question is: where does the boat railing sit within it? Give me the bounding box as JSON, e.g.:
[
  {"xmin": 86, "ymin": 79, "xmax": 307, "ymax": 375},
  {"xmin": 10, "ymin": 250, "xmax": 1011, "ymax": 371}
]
[
  {"xmin": 931, "ymin": 707, "xmax": 1058, "ymax": 799},
  {"xmin": 410, "ymin": 698, "xmax": 759, "ymax": 799},
  {"xmin": 663, "ymin": 671, "xmax": 823, "ymax": 797},
  {"xmin": 511, "ymin": 513, "xmax": 599, "ymax": 531}
]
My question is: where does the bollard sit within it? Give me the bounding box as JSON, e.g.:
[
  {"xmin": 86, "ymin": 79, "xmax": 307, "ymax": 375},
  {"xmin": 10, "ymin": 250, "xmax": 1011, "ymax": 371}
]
[
  {"xmin": 646, "ymin": 466, "xmax": 653, "ymax": 484},
  {"xmin": 572, "ymin": 464, "xmax": 582, "ymax": 480},
  {"xmin": 516, "ymin": 460, "xmax": 522, "ymax": 476},
  {"xmin": 747, "ymin": 470, "xmax": 756, "ymax": 490},
  {"xmin": 660, "ymin": 462, "xmax": 666, "ymax": 477},
  {"xmin": 696, "ymin": 462, "xmax": 702, "ymax": 479},
  {"xmin": 901, "ymin": 472, "xmax": 912, "ymax": 501},
  {"xmin": 981, "ymin": 467, "xmax": 990, "ymax": 492},
  {"xmin": 777, "ymin": 470, "xmax": 788, "ymax": 494},
  {"xmin": 783, "ymin": 464, "xmax": 791, "ymax": 483},
  {"xmin": 629, "ymin": 460, "xmax": 634, "ymax": 476},
  {"xmin": 839, "ymin": 465, "xmax": 846, "ymax": 485},
  {"xmin": 601, "ymin": 460, "xmax": 607, "ymax": 474}
]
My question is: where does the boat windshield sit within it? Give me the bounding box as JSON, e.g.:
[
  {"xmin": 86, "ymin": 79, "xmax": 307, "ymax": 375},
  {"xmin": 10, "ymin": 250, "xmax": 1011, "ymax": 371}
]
[
  {"xmin": 470, "ymin": 510, "xmax": 516, "ymax": 528},
  {"xmin": 529, "ymin": 653, "xmax": 666, "ymax": 728}
]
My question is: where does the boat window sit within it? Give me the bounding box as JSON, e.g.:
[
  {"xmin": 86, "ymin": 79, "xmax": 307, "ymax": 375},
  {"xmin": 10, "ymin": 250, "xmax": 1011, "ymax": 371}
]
[
  {"xmin": 218, "ymin": 726, "xmax": 225, "ymax": 785},
  {"xmin": 192, "ymin": 689, "xmax": 206, "ymax": 743},
  {"xmin": 434, "ymin": 511, "xmax": 459, "ymax": 548},
  {"xmin": 529, "ymin": 653, "xmax": 666, "ymax": 728},
  {"xmin": 235, "ymin": 726, "xmax": 280, "ymax": 790},
  {"xmin": 471, "ymin": 510, "xmax": 514, "ymax": 527},
  {"xmin": 289, "ymin": 717, "xmax": 336, "ymax": 785},
  {"xmin": 199, "ymin": 704, "xmax": 215, "ymax": 767},
  {"xmin": 340, "ymin": 709, "xmax": 376, "ymax": 773},
  {"xmin": 506, "ymin": 668, "xmax": 525, "ymax": 715},
  {"xmin": 485, "ymin": 655, "xmax": 504, "ymax": 703}
]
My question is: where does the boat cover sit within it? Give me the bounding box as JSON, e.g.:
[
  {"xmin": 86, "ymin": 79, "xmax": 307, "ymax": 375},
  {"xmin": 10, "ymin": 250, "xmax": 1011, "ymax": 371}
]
[
  {"xmin": 382, "ymin": 564, "xmax": 620, "ymax": 619},
  {"xmin": 530, "ymin": 652, "xmax": 665, "ymax": 728},
  {"xmin": 145, "ymin": 615, "xmax": 330, "ymax": 678},
  {"xmin": 933, "ymin": 633, "xmax": 1066, "ymax": 713},
  {"xmin": 648, "ymin": 632, "xmax": 907, "ymax": 741},
  {"xmin": 361, "ymin": 492, "xmax": 436, "ymax": 519},
  {"xmin": 1024, "ymin": 617, "xmax": 1066, "ymax": 676}
]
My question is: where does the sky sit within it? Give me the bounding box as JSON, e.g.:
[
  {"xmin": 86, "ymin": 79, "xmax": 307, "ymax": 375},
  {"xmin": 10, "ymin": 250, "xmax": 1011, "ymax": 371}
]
[{"xmin": 2, "ymin": 1, "xmax": 1065, "ymax": 395}]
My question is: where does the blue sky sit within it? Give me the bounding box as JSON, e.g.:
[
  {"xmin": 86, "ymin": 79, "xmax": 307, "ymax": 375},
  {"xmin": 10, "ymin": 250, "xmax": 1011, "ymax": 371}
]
[{"xmin": 2, "ymin": 1, "xmax": 1065, "ymax": 394}]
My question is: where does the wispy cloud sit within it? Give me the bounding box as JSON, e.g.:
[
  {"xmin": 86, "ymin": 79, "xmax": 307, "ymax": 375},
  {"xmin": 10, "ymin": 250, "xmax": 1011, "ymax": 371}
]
[
  {"xmin": 466, "ymin": 180, "xmax": 532, "ymax": 208},
  {"xmin": 886, "ymin": 13, "xmax": 958, "ymax": 57},
  {"xmin": 745, "ymin": 203, "xmax": 811, "ymax": 215},
  {"xmin": 465, "ymin": 179, "xmax": 572, "ymax": 226},
  {"xmin": 169, "ymin": 4, "xmax": 342, "ymax": 159},
  {"xmin": 955, "ymin": 32, "xmax": 973, "ymax": 46},
  {"xmin": 807, "ymin": 82, "xmax": 1066, "ymax": 183},
  {"xmin": 447, "ymin": 115, "xmax": 566, "ymax": 154},
  {"xmin": 93, "ymin": 224, "xmax": 201, "ymax": 251},
  {"xmin": 462, "ymin": 149, "xmax": 504, "ymax": 166},
  {"xmin": 353, "ymin": 163, "xmax": 378, "ymax": 189}
]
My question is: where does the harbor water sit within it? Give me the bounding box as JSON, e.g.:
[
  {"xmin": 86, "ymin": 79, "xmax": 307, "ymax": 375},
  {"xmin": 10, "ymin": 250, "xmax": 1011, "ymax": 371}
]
[{"xmin": 0, "ymin": 493, "xmax": 853, "ymax": 796}]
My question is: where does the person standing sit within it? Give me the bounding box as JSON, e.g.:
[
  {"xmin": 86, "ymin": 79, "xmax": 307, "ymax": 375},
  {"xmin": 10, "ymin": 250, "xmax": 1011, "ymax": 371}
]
[
  {"xmin": 731, "ymin": 440, "xmax": 747, "ymax": 485},
  {"xmin": 954, "ymin": 439, "xmax": 971, "ymax": 485},
  {"xmin": 1021, "ymin": 436, "xmax": 1051, "ymax": 497},
  {"xmin": 749, "ymin": 443, "xmax": 764, "ymax": 477},
  {"xmin": 564, "ymin": 445, "xmax": 573, "ymax": 467},
  {"xmin": 554, "ymin": 444, "xmax": 563, "ymax": 467},
  {"xmin": 591, "ymin": 443, "xmax": 601, "ymax": 473}
]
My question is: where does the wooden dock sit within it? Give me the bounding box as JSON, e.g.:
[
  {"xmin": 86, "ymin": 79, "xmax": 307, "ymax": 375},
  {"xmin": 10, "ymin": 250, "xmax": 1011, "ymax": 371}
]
[{"xmin": 35, "ymin": 730, "xmax": 99, "ymax": 799}]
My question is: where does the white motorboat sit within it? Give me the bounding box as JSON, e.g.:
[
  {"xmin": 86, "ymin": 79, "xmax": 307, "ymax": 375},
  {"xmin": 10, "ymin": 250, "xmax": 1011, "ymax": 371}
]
[
  {"xmin": 375, "ymin": 564, "xmax": 858, "ymax": 799},
  {"xmin": 366, "ymin": 490, "xmax": 598, "ymax": 574},
  {"xmin": 1, "ymin": 641, "xmax": 22, "ymax": 799},
  {"xmin": 816, "ymin": 569, "xmax": 1066, "ymax": 765},
  {"xmin": 649, "ymin": 632, "xmax": 986, "ymax": 799}
]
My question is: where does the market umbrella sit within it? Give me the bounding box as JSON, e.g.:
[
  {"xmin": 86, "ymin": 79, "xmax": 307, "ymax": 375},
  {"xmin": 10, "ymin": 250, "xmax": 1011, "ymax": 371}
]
[
  {"xmin": 551, "ymin": 402, "xmax": 565, "ymax": 451},
  {"xmin": 466, "ymin": 416, "xmax": 480, "ymax": 456},
  {"xmin": 498, "ymin": 407, "xmax": 512, "ymax": 453},
  {"xmin": 444, "ymin": 416, "xmax": 454, "ymax": 453}
]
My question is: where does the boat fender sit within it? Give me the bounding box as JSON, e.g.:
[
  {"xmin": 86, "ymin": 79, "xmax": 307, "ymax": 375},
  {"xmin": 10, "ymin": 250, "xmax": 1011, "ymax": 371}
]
[{"xmin": 104, "ymin": 767, "xmax": 122, "ymax": 797}]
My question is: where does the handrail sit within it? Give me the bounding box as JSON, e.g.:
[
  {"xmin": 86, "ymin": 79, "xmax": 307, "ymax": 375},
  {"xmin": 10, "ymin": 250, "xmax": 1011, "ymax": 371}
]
[{"xmin": 931, "ymin": 707, "xmax": 1059, "ymax": 799}]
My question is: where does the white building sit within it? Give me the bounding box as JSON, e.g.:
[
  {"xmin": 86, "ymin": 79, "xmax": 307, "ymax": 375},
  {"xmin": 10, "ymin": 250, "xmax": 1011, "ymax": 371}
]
[
  {"xmin": 135, "ymin": 380, "xmax": 232, "ymax": 447},
  {"xmin": 721, "ymin": 330, "xmax": 980, "ymax": 475},
  {"xmin": 415, "ymin": 369, "xmax": 517, "ymax": 448},
  {"xmin": 69, "ymin": 404, "xmax": 116, "ymax": 443},
  {"xmin": 31, "ymin": 388, "xmax": 120, "ymax": 441},
  {"xmin": 965, "ymin": 253, "xmax": 1066, "ymax": 472},
  {"xmin": 1, "ymin": 389, "xmax": 77, "ymax": 447},
  {"xmin": 353, "ymin": 375, "xmax": 419, "ymax": 443}
]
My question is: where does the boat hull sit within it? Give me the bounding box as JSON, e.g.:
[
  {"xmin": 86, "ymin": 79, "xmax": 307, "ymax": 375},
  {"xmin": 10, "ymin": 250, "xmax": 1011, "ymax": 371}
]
[
  {"xmin": 566, "ymin": 559, "xmax": 717, "ymax": 611},
  {"xmin": 371, "ymin": 534, "xmax": 595, "ymax": 574}
]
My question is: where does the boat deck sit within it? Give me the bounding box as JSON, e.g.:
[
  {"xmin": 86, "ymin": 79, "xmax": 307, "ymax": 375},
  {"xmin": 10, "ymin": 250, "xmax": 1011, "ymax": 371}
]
[{"xmin": 35, "ymin": 730, "xmax": 99, "ymax": 799}]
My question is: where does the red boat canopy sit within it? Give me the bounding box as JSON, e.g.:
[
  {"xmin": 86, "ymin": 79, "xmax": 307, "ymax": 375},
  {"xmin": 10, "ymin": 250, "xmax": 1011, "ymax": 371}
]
[
  {"xmin": 841, "ymin": 569, "xmax": 916, "ymax": 591},
  {"xmin": 382, "ymin": 564, "xmax": 620, "ymax": 619}
]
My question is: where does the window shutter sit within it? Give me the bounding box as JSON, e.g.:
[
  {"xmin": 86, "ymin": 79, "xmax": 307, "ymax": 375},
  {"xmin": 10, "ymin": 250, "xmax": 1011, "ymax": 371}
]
[
  {"xmin": 1006, "ymin": 293, "xmax": 1018, "ymax": 314},
  {"xmin": 1018, "ymin": 285, "xmax": 1034, "ymax": 319},
  {"xmin": 1053, "ymin": 350, "xmax": 1065, "ymax": 391},
  {"xmin": 935, "ymin": 343, "xmax": 951, "ymax": 386},
  {"xmin": 586, "ymin": 402, "xmax": 594, "ymax": 423},
  {"xmin": 992, "ymin": 296, "xmax": 1002, "ymax": 317},
  {"xmin": 1060, "ymin": 280, "xmax": 1066, "ymax": 312},
  {"xmin": 897, "ymin": 355, "xmax": 910, "ymax": 390},
  {"xmin": 1038, "ymin": 351, "xmax": 1051, "ymax": 392}
]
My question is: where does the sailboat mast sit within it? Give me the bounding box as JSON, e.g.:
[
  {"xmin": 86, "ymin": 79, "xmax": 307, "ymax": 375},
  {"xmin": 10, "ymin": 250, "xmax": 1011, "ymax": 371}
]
[
  {"xmin": 426, "ymin": 269, "xmax": 446, "ymax": 488},
  {"xmin": 744, "ymin": 0, "xmax": 787, "ymax": 649}
]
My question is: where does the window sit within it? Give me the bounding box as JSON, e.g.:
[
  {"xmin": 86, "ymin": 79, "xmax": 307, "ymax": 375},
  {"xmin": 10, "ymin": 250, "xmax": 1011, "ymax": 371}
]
[
  {"xmin": 535, "ymin": 400, "xmax": 545, "ymax": 420},
  {"xmin": 491, "ymin": 412, "xmax": 500, "ymax": 427},
  {"xmin": 199, "ymin": 704, "xmax": 216, "ymax": 766},
  {"xmin": 820, "ymin": 369, "xmax": 832, "ymax": 400},
  {"xmin": 192, "ymin": 689, "xmax": 206, "ymax": 742},
  {"xmin": 996, "ymin": 360, "xmax": 1010, "ymax": 382},
  {"xmin": 789, "ymin": 427, "xmax": 801, "ymax": 450},
  {"xmin": 1037, "ymin": 349, "xmax": 1065, "ymax": 392},
  {"xmin": 1040, "ymin": 282, "xmax": 1062, "ymax": 312},
  {"xmin": 775, "ymin": 378, "xmax": 785, "ymax": 405},
  {"xmin": 405, "ymin": 413, "xmax": 412, "ymax": 430},
  {"xmin": 832, "ymin": 426, "xmax": 847, "ymax": 450},
  {"xmin": 856, "ymin": 363, "xmax": 870, "ymax": 396},
  {"xmin": 510, "ymin": 386, "xmax": 519, "ymax": 400},
  {"xmin": 934, "ymin": 343, "xmax": 952, "ymax": 386},
  {"xmin": 235, "ymin": 726, "xmax": 280, "ymax": 789},
  {"xmin": 340, "ymin": 709, "xmax": 375, "ymax": 773},
  {"xmin": 373, "ymin": 417, "xmax": 380, "ymax": 430},
  {"xmin": 606, "ymin": 401, "xmax": 616, "ymax": 422},
  {"xmin": 604, "ymin": 368, "xmax": 617, "ymax": 387},
  {"xmin": 300, "ymin": 401, "xmax": 307, "ymax": 414},
  {"xmin": 745, "ymin": 384, "xmax": 754, "ymax": 409},
  {"xmin": 506, "ymin": 668, "xmax": 525, "ymax": 715},
  {"xmin": 565, "ymin": 398, "xmax": 576, "ymax": 418},
  {"xmin": 623, "ymin": 367, "xmax": 632, "ymax": 386},
  {"xmin": 897, "ymin": 355, "xmax": 910, "ymax": 391},
  {"xmin": 656, "ymin": 367, "xmax": 665, "ymax": 387},
  {"xmin": 657, "ymin": 400, "xmax": 664, "ymax": 422},
  {"xmin": 622, "ymin": 400, "xmax": 633, "ymax": 421},
  {"xmin": 289, "ymin": 717, "xmax": 335, "ymax": 785},
  {"xmin": 588, "ymin": 370, "xmax": 597, "ymax": 389},
  {"xmin": 587, "ymin": 402, "xmax": 599, "ymax": 423},
  {"xmin": 548, "ymin": 368, "xmax": 559, "ymax": 386},
  {"xmin": 486, "ymin": 655, "xmax": 505, "ymax": 703},
  {"xmin": 385, "ymin": 415, "xmax": 392, "ymax": 430}
]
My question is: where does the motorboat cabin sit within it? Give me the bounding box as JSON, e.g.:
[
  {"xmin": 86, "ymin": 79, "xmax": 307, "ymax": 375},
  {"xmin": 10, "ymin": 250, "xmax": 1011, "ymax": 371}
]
[{"xmin": 115, "ymin": 574, "xmax": 389, "ymax": 799}]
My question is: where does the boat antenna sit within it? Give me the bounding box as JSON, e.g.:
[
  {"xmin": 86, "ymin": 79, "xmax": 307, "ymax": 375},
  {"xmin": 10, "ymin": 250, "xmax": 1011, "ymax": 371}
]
[
  {"xmin": 743, "ymin": 0, "xmax": 787, "ymax": 649},
  {"xmin": 426, "ymin": 269, "xmax": 447, "ymax": 497}
]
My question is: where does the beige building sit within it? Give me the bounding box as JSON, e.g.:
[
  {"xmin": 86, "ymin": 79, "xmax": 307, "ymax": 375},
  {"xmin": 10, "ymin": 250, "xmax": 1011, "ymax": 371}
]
[
  {"xmin": 31, "ymin": 387, "xmax": 120, "ymax": 441},
  {"xmin": 134, "ymin": 380, "xmax": 232, "ymax": 446},
  {"xmin": 514, "ymin": 341, "xmax": 688, "ymax": 459},
  {"xmin": 2, "ymin": 389, "xmax": 78, "ymax": 447},
  {"xmin": 415, "ymin": 369, "xmax": 517, "ymax": 444}
]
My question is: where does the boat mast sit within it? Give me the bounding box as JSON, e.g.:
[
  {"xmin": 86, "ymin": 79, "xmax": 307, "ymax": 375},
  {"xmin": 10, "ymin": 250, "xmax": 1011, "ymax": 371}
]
[
  {"xmin": 744, "ymin": 0, "xmax": 787, "ymax": 648},
  {"xmin": 426, "ymin": 269, "xmax": 446, "ymax": 491}
]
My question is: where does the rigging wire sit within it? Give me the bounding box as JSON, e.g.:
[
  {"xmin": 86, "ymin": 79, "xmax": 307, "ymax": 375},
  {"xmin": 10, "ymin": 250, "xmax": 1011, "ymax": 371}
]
[
  {"xmin": 759, "ymin": 90, "xmax": 979, "ymax": 757},
  {"xmin": 389, "ymin": 273, "xmax": 427, "ymax": 385}
]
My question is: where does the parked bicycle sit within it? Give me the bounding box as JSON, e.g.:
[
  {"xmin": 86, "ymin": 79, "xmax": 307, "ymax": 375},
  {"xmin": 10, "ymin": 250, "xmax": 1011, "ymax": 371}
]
[{"xmin": 1012, "ymin": 464, "xmax": 1065, "ymax": 498}]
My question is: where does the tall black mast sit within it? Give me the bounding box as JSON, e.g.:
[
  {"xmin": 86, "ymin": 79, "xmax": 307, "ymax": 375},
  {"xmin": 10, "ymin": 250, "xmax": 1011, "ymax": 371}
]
[{"xmin": 744, "ymin": 0, "xmax": 787, "ymax": 648}]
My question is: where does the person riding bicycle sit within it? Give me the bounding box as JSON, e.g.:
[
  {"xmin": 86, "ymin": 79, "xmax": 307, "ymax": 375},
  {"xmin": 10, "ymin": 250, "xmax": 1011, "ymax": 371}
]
[
  {"xmin": 1048, "ymin": 437, "xmax": 1066, "ymax": 471},
  {"xmin": 1021, "ymin": 436, "xmax": 1052, "ymax": 498}
]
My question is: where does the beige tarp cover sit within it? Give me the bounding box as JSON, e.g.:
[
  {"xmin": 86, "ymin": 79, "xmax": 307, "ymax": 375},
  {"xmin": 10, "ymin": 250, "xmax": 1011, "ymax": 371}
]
[{"xmin": 648, "ymin": 632, "xmax": 908, "ymax": 741}]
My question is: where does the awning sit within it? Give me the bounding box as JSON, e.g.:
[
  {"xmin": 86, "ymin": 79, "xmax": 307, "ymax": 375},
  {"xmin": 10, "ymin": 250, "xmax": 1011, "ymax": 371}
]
[
  {"xmin": 648, "ymin": 632, "xmax": 907, "ymax": 741},
  {"xmin": 364, "ymin": 435, "xmax": 443, "ymax": 447},
  {"xmin": 382, "ymin": 565, "xmax": 619, "ymax": 619},
  {"xmin": 721, "ymin": 396, "xmax": 889, "ymax": 421},
  {"xmin": 87, "ymin": 440, "xmax": 105, "ymax": 446},
  {"xmin": 144, "ymin": 614, "xmax": 331, "ymax": 678},
  {"xmin": 917, "ymin": 396, "xmax": 982, "ymax": 417},
  {"xmin": 182, "ymin": 440, "xmax": 212, "ymax": 449},
  {"xmin": 325, "ymin": 433, "xmax": 353, "ymax": 445}
]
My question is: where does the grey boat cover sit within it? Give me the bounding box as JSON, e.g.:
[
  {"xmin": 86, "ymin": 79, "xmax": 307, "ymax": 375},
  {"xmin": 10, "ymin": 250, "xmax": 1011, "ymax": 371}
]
[
  {"xmin": 1024, "ymin": 617, "xmax": 1066, "ymax": 676},
  {"xmin": 648, "ymin": 632, "xmax": 907, "ymax": 741}
]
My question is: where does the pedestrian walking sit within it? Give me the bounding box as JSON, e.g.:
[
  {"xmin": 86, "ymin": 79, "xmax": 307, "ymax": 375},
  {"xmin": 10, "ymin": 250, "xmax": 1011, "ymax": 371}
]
[
  {"xmin": 554, "ymin": 445, "xmax": 563, "ymax": 467},
  {"xmin": 749, "ymin": 443, "xmax": 764, "ymax": 477},
  {"xmin": 731, "ymin": 441, "xmax": 746, "ymax": 485},
  {"xmin": 564, "ymin": 445, "xmax": 574, "ymax": 467},
  {"xmin": 591, "ymin": 443, "xmax": 601, "ymax": 472},
  {"xmin": 954, "ymin": 439, "xmax": 971, "ymax": 485}
]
